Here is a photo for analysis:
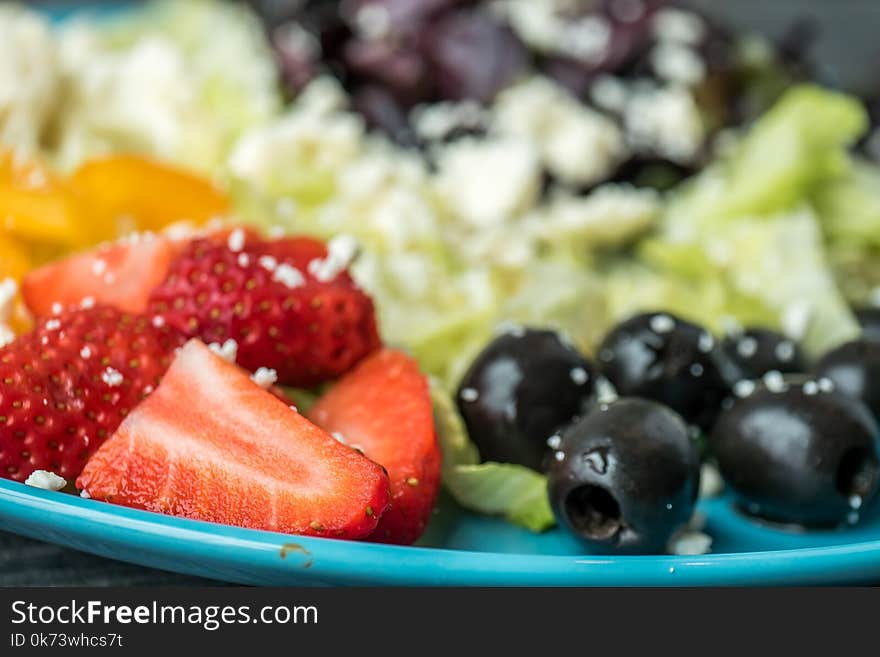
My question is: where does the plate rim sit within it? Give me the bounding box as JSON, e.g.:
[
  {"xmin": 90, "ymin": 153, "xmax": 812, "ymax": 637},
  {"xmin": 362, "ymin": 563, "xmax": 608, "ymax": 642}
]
[{"xmin": 4, "ymin": 479, "xmax": 880, "ymax": 586}]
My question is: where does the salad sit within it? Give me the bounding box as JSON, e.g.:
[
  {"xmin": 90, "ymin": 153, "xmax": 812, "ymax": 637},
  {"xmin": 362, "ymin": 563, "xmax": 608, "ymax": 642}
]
[{"xmin": 1, "ymin": 0, "xmax": 880, "ymax": 556}]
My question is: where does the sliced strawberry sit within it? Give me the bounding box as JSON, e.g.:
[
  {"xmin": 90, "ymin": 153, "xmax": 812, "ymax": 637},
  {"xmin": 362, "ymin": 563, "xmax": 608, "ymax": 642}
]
[
  {"xmin": 148, "ymin": 233, "xmax": 381, "ymax": 387},
  {"xmin": 77, "ymin": 339, "xmax": 391, "ymax": 539},
  {"xmin": 309, "ymin": 349, "xmax": 441, "ymax": 544},
  {"xmin": 0, "ymin": 306, "xmax": 183, "ymax": 483},
  {"xmin": 22, "ymin": 233, "xmax": 184, "ymax": 317}
]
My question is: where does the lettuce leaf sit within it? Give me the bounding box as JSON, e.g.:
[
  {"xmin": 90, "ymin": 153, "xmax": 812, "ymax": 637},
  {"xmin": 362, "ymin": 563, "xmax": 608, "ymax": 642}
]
[
  {"xmin": 443, "ymin": 463, "xmax": 556, "ymax": 533},
  {"xmin": 647, "ymin": 86, "xmax": 865, "ymax": 354},
  {"xmin": 669, "ymin": 84, "xmax": 867, "ymax": 226}
]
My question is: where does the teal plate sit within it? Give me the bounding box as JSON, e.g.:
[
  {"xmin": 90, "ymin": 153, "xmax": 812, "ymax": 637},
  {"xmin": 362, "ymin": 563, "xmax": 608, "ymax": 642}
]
[
  {"xmin": 9, "ymin": 0, "xmax": 880, "ymax": 586},
  {"xmin": 3, "ymin": 479, "xmax": 880, "ymax": 585}
]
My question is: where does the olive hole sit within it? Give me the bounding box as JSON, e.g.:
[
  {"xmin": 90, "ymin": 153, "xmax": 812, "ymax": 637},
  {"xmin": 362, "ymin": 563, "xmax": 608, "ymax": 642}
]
[
  {"xmin": 564, "ymin": 484, "xmax": 622, "ymax": 540},
  {"xmin": 836, "ymin": 447, "xmax": 879, "ymax": 500}
]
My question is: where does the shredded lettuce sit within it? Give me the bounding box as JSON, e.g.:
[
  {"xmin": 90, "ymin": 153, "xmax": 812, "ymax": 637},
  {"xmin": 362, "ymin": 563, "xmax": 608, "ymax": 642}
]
[
  {"xmin": 431, "ymin": 381, "xmax": 556, "ymax": 532},
  {"xmin": 638, "ymin": 85, "xmax": 865, "ymax": 354},
  {"xmin": 668, "ymin": 84, "xmax": 867, "ymax": 226},
  {"xmin": 51, "ymin": 0, "xmax": 280, "ymax": 173}
]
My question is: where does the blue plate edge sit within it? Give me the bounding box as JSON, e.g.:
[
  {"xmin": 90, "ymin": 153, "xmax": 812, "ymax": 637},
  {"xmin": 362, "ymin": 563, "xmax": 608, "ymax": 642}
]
[{"xmin": 4, "ymin": 480, "xmax": 880, "ymax": 586}]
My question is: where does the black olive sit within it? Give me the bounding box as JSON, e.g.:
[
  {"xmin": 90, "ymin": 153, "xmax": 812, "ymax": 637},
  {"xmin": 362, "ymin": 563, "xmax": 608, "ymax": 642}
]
[
  {"xmin": 456, "ymin": 328, "xmax": 596, "ymax": 471},
  {"xmin": 854, "ymin": 307, "xmax": 880, "ymax": 342},
  {"xmin": 546, "ymin": 398, "xmax": 701, "ymax": 554},
  {"xmin": 814, "ymin": 339, "xmax": 880, "ymax": 423},
  {"xmin": 720, "ymin": 327, "xmax": 807, "ymax": 381},
  {"xmin": 710, "ymin": 378, "xmax": 880, "ymax": 527},
  {"xmin": 597, "ymin": 312, "xmax": 733, "ymax": 430}
]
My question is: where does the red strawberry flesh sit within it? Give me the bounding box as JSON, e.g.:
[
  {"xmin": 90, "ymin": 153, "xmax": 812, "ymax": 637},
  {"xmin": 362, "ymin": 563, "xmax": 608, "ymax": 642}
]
[
  {"xmin": 310, "ymin": 348, "xmax": 441, "ymax": 544},
  {"xmin": 77, "ymin": 339, "xmax": 391, "ymax": 538},
  {"xmin": 22, "ymin": 233, "xmax": 183, "ymax": 317}
]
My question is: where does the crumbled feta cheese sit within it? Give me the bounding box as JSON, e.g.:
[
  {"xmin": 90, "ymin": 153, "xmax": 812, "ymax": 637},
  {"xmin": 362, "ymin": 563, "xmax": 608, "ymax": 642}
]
[
  {"xmin": 763, "ymin": 370, "xmax": 787, "ymax": 393},
  {"xmin": 208, "ymin": 339, "xmax": 239, "ymax": 364},
  {"xmin": 331, "ymin": 431, "xmax": 348, "ymax": 445},
  {"xmin": 698, "ymin": 331, "xmax": 714, "ymax": 353},
  {"xmin": 650, "ymin": 43, "xmax": 706, "ymax": 86},
  {"xmin": 79, "ymin": 346, "xmax": 92, "ymax": 359},
  {"xmin": 354, "ymin": 4, "xmax": 391, "ymax": 41},
  {"xmin": 460, "ymin": 387, "xmax": 479, "ymax": 402},
  {"xmin": 101, "ymin": 367, "xmax": 124, "ymax": 387},
  {"xmin": 228, "ymin": 77, "xmax": 364, "ymax": 193},
  {"xmin": 736, "ymin": 336, "xmax": 758, "ymax": 359},
  {"xmin": 817, "ymin": 377, "xmax": 835, "ymax": 393},
  {"xmin": 258, "ymin": 255, "xmax": 278, "ymax": 272},
  {"xmin": 781, "ymin": 299, "xmax": 813, "ymax": 341},
  {"xmin": 0, "ymin": 325, "xmax": 14, "ymax": 349},
  {"xmin": 51, "ymin": 302, "xmax": 63, "ymax": 315},
  {"xmin": 227, "ymin": 228, "xmax": 246, "ymax": 253},
  {"xmin": 91, "ymin": 259, "xmax": 108, "ymax": 276},
  {"xmin": 775, "ymin": 340, "xmax": 796, "ymax": 362},
  {"xmin": 699, "ymin": 463, "xmax": 724, "ymax": 498},
  {"xmin": 308, "ymin": 235, "xmax": 360, "ymax": 282},
  {"xmin": 494, "ymin": 77, "xmax": 626, "ymax": 187},
  {"xmin": 501, "ymin": 1, "xmax": 611, "ymax": 63},
  {"xmin": 251, "ymin": 367, "xmax": 278, "ymax": 389},
  {"xmin": 273, "ymin": 263, "xmax": 305, "ymax": 289},
  {"xmin": 52, "ymin": 2, "xmax": 280, "ymax": 172},
  {"xmin": 570, "ymin": 367, "xmax": 589, "ymax": 385},
  {"xmin": 411, "ymin": 100, "xmax": 486, "ymax": 142},
  {"xmin": 590, "ymin": 75, "xmax": 629, "ymax": 112},
  {"xmin": 623, "ymin": 84, "xmax": 705, "ymax": 164},
  {"xmin": 0, "ymin": 6, "xmax": 59, "ymax": 151},
  {"xmin": 668, "ymin": 530, "xmax": 713, "ymax": 556},
  {"xmin": 733, "ymin": 379, "xmax": 755, "ymax": 398},
  {"xmin": 595, "ymin": 377, "xmax": 619, "ymax": 404},
  {"xmin": 80, "ymin": 489, "xmax": 91, "ymax": 499},
  {"xmin": 151, "ymin": 315, "xmax": 166, "ymax": 328},
  {"xmin": 652, "ymin": 7, "xmax": 706, "ymax": 45},
  {"xmin": 44, "ymin": 319, "xmax": 60, "ymax": 331},
  {"xmin": 237, "ymin": 253, "xmax": 251, "ymax": 268},
  {"xmin": 650, "ymin": 314, "xmax": 676, "ymax": 334},
  {"xmin": 433, "ymin": 137, "xmax": 541, "ymax": 226},
  {"xmin": 80, "ymin": 296, "xmax": 95, "ymax": 309},
  {"xmin": 24, "ymin": 470, "xmax": 67, "ymax": 491},
  {"xmin": 0, "ymin": 278, "xmax": 17, "ymax": 321}
]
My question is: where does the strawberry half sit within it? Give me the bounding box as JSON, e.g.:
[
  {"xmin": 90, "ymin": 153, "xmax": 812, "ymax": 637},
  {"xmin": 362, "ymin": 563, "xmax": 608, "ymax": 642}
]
[
  {"xmin": 148, "ymin": 232, "xmax": 381, "ymax": 387},
  {"xmin": 77, "ymin": 339, "xmax": 391, "ymax": 539},
  {"xmin": 310, "ymin": 349, "xmax": 441, "ymax": 544},
  {"xmin": 0, "ymin": 306, "xmax": 183, "ymax": 483},
  {"xmin": 22, "ymin": 233, "xmax": 184, "ymax": 317}
]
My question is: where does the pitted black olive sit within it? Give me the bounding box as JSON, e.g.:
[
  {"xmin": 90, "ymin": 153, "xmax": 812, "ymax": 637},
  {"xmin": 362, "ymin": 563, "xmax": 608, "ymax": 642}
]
[
  {"xmin": 456, "ymin": 328, "xmax": 596, "ymax": 470},
  {"xmin": 546, "ymin": 398, "xmax": 701, "ymax": 554},
  {"xmin": 854, "ymin": 307, "xmax": 880, "ymax": 342},
  {"xmin": 710, "ymin": 378, "xmax": 880, "ymax": 527},
  {"xmin": 597, "ymin": 312, "xmax": 733, "ymax": 430},
  {"xmin": 720, "ymin": 327, "xmax": 806, "ymax": 381},
  {"xmin": 814, "ymin": 339, "xmax": 880, "ymax": 423}
]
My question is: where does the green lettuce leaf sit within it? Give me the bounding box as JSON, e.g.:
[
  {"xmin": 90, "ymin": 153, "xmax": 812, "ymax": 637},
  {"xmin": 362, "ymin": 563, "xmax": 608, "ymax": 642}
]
[
  {"xmin": 645, "ymin": 85, "xmax": 865, "ymax": 354},
  {"xmin": 443, "ymin": 463, "xmax": 556, "ymax": 533},
  {"xmin": 669, "ymin": 84, "xmax": 867, "ymax": 226}
]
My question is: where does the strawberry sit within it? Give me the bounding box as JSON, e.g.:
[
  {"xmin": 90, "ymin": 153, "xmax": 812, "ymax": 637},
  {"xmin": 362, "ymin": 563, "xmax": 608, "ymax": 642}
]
[
  {"xmin": 22, "ymin": 233, "xmax": 184, "ymax": 317},
  {"xmin": 148, "ymin": 232, "xmax": 381, "ymax": 387},
  {"xmin": 309, "ymin": 349, "xmax": 441, "ymax": 544},
  {"xmin": 77, "ymin": 339, "xmax": 391, "ymax": 539},
  {"xmin": 0, "ymin": 306, "xmax": 183, "ymax": 483}
]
